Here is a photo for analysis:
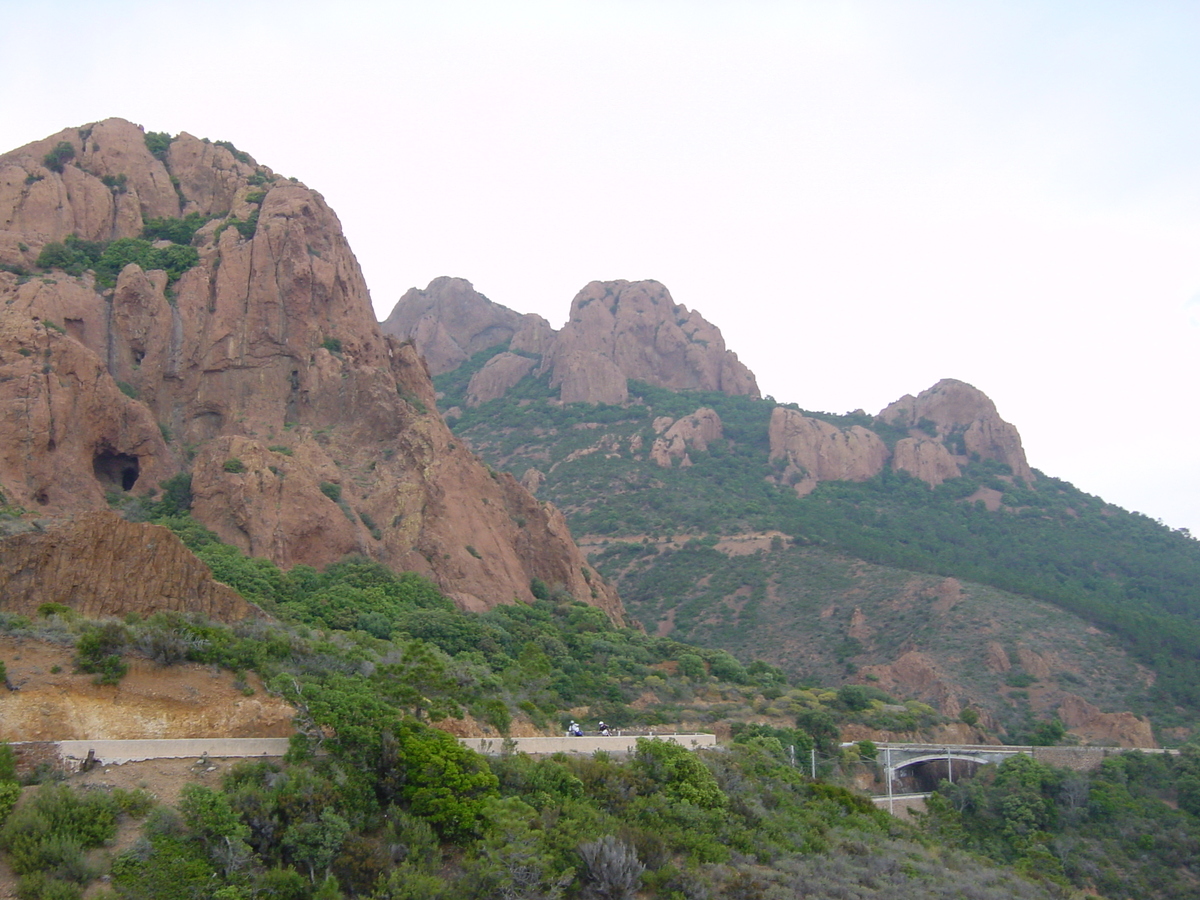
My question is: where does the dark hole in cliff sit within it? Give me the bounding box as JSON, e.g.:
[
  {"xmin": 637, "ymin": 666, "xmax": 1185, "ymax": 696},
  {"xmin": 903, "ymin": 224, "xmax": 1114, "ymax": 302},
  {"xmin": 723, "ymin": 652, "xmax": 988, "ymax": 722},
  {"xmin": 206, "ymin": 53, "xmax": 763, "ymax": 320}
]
[
  {"xmin": 132, "ymin": 349, "xmax": 145, "ymax": 366},
  {"xmin": 93, "ymin": 449, "xmax": 140, "ymax": 492},
  {"xmin": 34, "ymin": 490, "xmax": 48, "ymax": 506}
]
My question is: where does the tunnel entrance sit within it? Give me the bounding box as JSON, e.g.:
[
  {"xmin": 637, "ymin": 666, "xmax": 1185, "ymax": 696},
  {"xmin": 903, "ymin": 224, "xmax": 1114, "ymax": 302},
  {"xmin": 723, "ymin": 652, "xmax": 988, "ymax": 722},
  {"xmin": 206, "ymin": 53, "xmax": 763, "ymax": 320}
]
[{"xmin": 93, "ymin": 449, "xmax": 140, "ymax": 492}]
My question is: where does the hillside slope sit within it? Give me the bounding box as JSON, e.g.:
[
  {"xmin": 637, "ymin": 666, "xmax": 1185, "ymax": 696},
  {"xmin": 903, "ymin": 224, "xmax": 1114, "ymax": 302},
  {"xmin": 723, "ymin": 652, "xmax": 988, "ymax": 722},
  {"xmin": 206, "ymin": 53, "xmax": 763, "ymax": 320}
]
[{"xmin": 404, "ymin": 286, "xmax": 1200, "ymax": 743}]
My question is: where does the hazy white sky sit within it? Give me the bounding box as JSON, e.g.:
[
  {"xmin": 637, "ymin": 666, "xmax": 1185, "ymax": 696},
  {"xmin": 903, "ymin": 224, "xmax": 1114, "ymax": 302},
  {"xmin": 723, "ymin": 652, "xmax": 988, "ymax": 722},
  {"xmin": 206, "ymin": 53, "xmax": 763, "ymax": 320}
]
[{"xmin": 3, "ymin": 1, "xmax": 1199, "ymax": 533}]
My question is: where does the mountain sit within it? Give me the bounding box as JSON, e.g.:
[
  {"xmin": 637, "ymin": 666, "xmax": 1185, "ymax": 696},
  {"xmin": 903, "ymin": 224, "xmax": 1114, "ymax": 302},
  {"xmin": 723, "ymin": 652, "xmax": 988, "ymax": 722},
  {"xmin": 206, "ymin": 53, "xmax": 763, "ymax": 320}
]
[
  {"xmin": 0, "ymin": 119, "xmax": 619, "ymax": 619},
  {"xmin": 395, "ymin": 282, "xmax": 1200, "ymax": 745}
]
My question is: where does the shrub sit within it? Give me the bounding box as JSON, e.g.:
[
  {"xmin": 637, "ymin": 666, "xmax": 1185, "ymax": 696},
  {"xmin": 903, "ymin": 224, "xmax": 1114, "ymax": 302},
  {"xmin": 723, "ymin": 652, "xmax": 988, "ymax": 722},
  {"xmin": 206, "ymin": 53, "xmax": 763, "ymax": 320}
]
[
  {"xmin": 223, "ymin": 459, "xmax": 245, "ymax": 474},
  {"xmin": 141, "ymin": 213, "xmax": 211, "ymax": 245},
  {"xmin": 74, "ymin": 622, "xmax": 130, "ymax": 685},
  {"xmin": 578, "ymin": 836, "xmax": 644, "ymax": 900},
  {"xmin": 43, "ymin": 142, "xmax": 75, "ymax": 174},
  {"xmin": 144, "ymin": 132, "xmax": 172, "ymax": 160},
  {"xmin": 319, "ymin": 482, "xmax": 341, "ymax": 503},
  {"xmin": 101, "ymin": 174, "xmax": 128, "ymax": 193}
]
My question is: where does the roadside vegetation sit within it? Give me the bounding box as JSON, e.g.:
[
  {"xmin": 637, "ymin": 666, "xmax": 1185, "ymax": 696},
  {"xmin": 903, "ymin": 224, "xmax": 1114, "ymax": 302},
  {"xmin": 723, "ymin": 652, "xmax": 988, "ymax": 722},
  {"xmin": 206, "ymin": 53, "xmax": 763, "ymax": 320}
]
[{"xmin": 0, "ymin": 490, "xmax": 1198, "ymax": 897}]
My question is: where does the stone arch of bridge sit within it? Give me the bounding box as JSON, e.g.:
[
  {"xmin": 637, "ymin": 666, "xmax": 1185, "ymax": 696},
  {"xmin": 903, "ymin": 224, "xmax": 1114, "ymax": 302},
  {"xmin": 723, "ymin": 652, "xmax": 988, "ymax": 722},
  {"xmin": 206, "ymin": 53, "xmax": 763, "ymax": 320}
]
[{"xmin": 893, "ymin": 754, "xmax": 988, "ymax": 792}]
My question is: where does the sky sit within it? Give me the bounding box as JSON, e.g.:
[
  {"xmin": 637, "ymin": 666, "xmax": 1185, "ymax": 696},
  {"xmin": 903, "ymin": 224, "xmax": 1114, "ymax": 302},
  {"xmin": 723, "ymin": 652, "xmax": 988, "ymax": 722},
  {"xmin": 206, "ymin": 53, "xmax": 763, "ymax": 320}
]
[{"xmin": 3, "ymin": 0, "xmax": 1199, "ymax": 534}]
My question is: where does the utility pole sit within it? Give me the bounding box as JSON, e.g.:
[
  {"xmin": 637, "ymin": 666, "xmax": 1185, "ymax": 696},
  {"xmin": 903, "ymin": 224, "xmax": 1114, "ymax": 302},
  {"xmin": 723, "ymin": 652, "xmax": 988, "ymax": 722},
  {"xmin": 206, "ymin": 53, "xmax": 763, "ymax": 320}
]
[{"xmin": 886, "ymin": 745, "xmax": 894, "ymax": 815}]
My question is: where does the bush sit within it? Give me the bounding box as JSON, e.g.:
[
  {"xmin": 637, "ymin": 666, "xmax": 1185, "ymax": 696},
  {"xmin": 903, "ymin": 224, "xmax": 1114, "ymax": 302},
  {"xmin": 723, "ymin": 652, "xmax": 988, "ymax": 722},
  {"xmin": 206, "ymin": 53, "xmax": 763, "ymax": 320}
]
[
  {"xmin": 74, "ymin": 622, "xmax": 130, "ymax": 685},
  {"xmin": 578, "ymin": 836, "xmax": 644, "ymax": 900},
  {"xmin": 142, "ymin": 213, "xmax": 211, "ymax": 245},
  {"xmin": 43, "ymin": 142, "xmax": 75, "ymax": 174},
  {"xmin": 223, "ymin": 459, "xmax": 245, "ymax": 474},
  {"xmin": 144, "ymin": 132, "xmax": 172, "ymax": 160}
]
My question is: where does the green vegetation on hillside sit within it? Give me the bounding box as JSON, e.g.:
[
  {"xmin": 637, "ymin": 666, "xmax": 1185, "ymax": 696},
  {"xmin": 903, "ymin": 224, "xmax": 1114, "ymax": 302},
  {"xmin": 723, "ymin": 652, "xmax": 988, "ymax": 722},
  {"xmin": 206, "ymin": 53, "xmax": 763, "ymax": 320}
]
[
  {"xmin": 0, "ymin": 508, "xmax": 1069, "ymax": 899},
  {"xmin": 36, "ymin": 233, "xmax": 199, "ymax": 288},
  {"xmin": 925, "ymin": 749, "xmax": 1200, "ymax": 899},
  {"xmin": 442, "ymin": 366, "xmax": 1200, "ymax": 736}
]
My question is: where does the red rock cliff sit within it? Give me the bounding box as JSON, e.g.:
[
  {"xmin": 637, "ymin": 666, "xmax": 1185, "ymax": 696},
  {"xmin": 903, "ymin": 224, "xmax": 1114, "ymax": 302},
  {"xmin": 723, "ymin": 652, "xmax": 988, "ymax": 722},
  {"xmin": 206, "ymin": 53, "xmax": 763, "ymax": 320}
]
[{"xmin": 0, "ymin": 119, "xmax": 622, "ymax": 621}]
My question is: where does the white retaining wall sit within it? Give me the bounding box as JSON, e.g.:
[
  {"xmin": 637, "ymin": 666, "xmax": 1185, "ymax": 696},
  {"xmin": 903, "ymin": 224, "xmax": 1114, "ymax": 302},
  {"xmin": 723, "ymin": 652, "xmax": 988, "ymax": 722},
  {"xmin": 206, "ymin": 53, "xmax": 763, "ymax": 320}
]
[
  {"xmin": 459, "ymin": 733, "xmax": 717, "ymax": 756},
  {"xmin": 53, "ymin": 738, "xmax": 292, "ymax": 766}
]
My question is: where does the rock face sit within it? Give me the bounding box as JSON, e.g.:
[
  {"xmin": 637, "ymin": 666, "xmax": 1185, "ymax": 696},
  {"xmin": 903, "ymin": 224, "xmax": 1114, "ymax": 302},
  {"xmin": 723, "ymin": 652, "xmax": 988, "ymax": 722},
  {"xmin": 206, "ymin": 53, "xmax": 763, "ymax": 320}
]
[
  {"xmin": 383, "ymin": 277, "xmax": 760, "ymax": 405},
  {"xmin": 0, "ymin": 119, "xmax": 622, "ymax": 621},
  {"xmin": 880, "ymin": 378, "xmax": 1033, "ymax": 484},
  {"xmin": 651, "ymin": 408, "xmax": 723, "ymax": 468},
  {"xmin": 380, "ymin": 277, "xmax": 549, "ymax": 376},
  {"xmin": 1057, "ymin": 695, "xmax": 1155, "ymax": 747},
  {"xmin": 765, "ymin": 379, "xmax": 1033, "ymax": 496},
  {"xmin": 466, "ymin": 352, "xmax": 537, "ymax": 406},
  {"xmin": 768, "ymin": 409, "xmax": 889, "ymax": 495},
  {"xmin": 545, "ymin": 281, "xmax": 760, "ymax": 404},
  {"xmin": 0, "ymin": 511, "xmax": 257, "ymax": 622}
]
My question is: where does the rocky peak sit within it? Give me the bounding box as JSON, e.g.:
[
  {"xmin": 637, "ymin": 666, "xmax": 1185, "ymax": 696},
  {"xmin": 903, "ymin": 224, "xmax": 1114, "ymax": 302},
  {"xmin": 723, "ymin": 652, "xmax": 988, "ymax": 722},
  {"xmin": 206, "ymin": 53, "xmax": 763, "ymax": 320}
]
[
  {"xmin": 878, "ymin": 378, "xmax": 1033, "ymax": 483},
  {"xmin": 543, "ymin": 280, "xmax": 759, "ymax": 404},
  {"xmin": 382, "ymin": 277, "xmax": 759, "ymax": 405},
  {"xmin": 0, "ymin": 120, "xmax": 623, "ymax": 621},
  {"xmin": 379, "ymin": 276, "xmax": 549, "ymax": 376}
]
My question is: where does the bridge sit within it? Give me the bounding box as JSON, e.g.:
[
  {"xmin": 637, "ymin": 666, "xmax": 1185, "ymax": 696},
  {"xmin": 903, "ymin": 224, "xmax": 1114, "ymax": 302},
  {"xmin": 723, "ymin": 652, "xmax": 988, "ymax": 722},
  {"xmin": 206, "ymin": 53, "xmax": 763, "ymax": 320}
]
[{"xmin": 871, "ymin": 742, "xmax": 1174, "ymax": 814}]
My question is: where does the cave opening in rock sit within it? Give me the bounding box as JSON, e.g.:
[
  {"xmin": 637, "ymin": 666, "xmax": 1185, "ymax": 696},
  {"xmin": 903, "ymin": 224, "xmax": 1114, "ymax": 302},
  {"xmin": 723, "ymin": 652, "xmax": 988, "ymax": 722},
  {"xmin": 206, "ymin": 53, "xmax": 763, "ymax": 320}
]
[{"xmin": 93, "ymin": 449, "xmax": 140, "ymax": 492}]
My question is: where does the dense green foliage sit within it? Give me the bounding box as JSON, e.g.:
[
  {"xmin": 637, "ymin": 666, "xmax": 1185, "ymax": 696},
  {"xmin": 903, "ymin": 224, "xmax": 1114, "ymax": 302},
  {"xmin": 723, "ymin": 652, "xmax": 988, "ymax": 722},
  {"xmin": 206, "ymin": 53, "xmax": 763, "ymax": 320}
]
[
  {"xmin": 144, "ymin": 131, "xmax": 173, "ymax": 160},
  {"xmin": 36, "ymin": 233, "xmax": 199, "ymax": 287},
  {"xmin": 142, "ymin": 212, "xmax": 214, "ymax": 245},
  {"xmin": 926, "ymin": 749, "xmax": 1200, "ymax": 899}
]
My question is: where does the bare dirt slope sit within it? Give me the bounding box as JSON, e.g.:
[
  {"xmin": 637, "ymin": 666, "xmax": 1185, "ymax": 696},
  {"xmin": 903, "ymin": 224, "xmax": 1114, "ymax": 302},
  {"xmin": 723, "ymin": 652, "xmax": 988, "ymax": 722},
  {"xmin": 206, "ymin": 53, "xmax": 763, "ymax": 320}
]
[{"xmin": 0, "ymin": 635, "xmax": 295, "ymax": 741}]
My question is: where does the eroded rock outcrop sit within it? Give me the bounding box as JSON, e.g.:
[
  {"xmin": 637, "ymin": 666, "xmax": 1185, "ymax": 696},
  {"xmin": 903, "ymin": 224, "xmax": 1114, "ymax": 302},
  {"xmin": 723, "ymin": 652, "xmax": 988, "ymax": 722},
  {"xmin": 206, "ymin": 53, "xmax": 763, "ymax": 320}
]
[
  {"xmin": 544, "ymin": 280, "xmax": 759, "ymax": 404},
  {"xmin": 891, "ymin": 438, "xmax": 961, "ymax": 487},
  {"xmin": 1058, "ymin": 695, "xmax": 1155, "ymax": 747},
  {"xmin": 0, "ymin": 511, "xmax": 257, "ymax": 622},
  {"xmin": 380, "ymin": 276, "xmax": 550, "ymax": 376},
  {"xmin": 0, "ymin": 119, "xmax": 623, "ymax": 621},
  {"xmin": 651, "ymin": 408, "xmax": 723, "ymax": 468},
  {"xmin": 383, "ymin": 277, "xmax": 760, "ymax": 405},
  {"xmin": 466, "ymin": 352, "xmax": 538, "ymax": 406},
  {"xmin": 880, "ymin": 378, "xmax": 1033, "ymax": 484},
  {"xmin": 768, "ymin": 408, "xmax": 888, "ymax": 496}
]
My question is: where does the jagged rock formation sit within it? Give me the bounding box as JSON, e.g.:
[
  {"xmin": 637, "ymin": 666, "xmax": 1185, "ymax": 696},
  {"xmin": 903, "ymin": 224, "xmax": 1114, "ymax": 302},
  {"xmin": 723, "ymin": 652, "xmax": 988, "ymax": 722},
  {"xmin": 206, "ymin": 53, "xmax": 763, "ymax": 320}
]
[
  {"xmin": 0, "ymin": 511, "xmax": 257, "ymax": 622},
  {"xmin": 380, "ymin": 276, "xmax": 550, "ymax": 376},
  {"xmin": 768, "ymin": 410, "xmax": 889, "ymax": 496},
  {"xmin": 880, "ymin": 378, "xmax": 1033, "ymax": 484},
  {"xmin": 382, "ymin": 277, "xmax": 760, "ymax": 405},
  {"xmin": 0, "ymin": 119, "xmax": 621, "ymax": 620},
  {"xmin": 546, "ymin": 280, "xmax": 760, "ymax": 404},
  {"xmin": 651, "ymin": 408, "xmax": 723, "ymax": 468},
  {"xmin": 766, "ymin": 379, "xmax": 1033, "ymax": 496}
]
